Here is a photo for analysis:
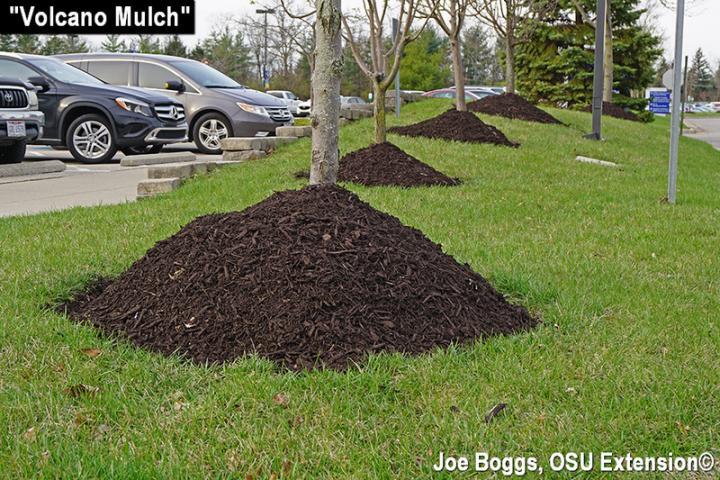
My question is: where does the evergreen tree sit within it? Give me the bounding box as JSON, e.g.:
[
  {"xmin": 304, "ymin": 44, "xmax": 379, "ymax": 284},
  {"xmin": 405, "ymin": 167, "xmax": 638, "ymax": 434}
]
[
  {"xmin": 101, "ymin": 34, "xmax": 127, "ymax": 53},
  {"xmin": 340, "ymin": 43, "xmax": 371, "ymax": 98},
  {"xmin": 15, "ymin": 35, "xmax": 42, "ymax": 54},
  {"xmin": 41, "ymin": 36, "xmax": 67, "ymax": 55},
  {"xmin": 462, "ymin": 24, "xmax": 501, "ymax": 86},
  {"xmin": 163, "ymin": 35, "xmax": 187, "ymax": 57},
  {"xmin": 515, "ymin": 0, "xmax": 661, "ymax": 110},
  {"xmin": 63, "ymin": 35, "xmax": 89, "ymax": 54},
  {"xmin": 0, "ymin": 35, "xmax": 16, "ymax": 51},
  {"xmin": 688, "ymin": 48, "xmax": 714, "ymax": 101},
  {"xmin": 199, "ymin": 28, "xmax": 253, "ymax": 84},
  {"xmin": 400, "ymin": 29, "xmax": 451, "ymax": 92},
  {"xmin": 135, "ymin": 35, "xmax": 162, "ymax": 54}
]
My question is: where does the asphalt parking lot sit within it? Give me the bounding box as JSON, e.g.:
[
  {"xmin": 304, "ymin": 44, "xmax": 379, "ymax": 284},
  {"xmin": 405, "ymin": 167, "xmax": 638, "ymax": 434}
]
[
  {"xmin": 0, "ymin": 144, "xmax": 219, "ymax": 218},
  {"xmin": 684, "ymin": 117, "xmax": 720, "ymax": 150}
]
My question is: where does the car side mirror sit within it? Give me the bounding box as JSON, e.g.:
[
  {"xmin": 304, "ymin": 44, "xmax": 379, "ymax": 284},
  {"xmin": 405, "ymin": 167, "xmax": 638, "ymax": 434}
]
[
  {"xmin": 28, "ymin": 76, "xmax": 50, "ymax": 93},
  {"xmin": 164, "ymin": 80, "xmax": 185, "ymax": 93}
]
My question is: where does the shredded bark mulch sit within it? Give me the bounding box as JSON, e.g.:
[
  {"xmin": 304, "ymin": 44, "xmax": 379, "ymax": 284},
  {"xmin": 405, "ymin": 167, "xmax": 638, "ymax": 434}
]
[
  {"xmin": 585, "ymin": 102, "xmax": 642, "ymax": 122},
  {"xmin": 468, "ymin": 93, "xmax": 562, "ymax": 124},
  {"xmin": 388, "ymin": 109, "xmax": 519, "ymax": 147},
  {"xmin": 61, "ymin": 185, "xmax": 535, "ymax": 371}
]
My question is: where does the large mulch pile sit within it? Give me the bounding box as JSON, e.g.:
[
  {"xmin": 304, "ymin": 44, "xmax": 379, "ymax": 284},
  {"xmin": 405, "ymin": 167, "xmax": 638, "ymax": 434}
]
[
  {"xmin": 468, "ymin": 93, "xmax": 562, "ymax": 124},
  {"xmin": 388, "ymin": 109, "xmax": 518, "ymax": 147},
  {"xmin": 62, "ymin": 185, "xmax": 535, "ymax": 371},
  {"xmin": 586, "ymin": 102, "xmax": 642, "ymax": 122}
]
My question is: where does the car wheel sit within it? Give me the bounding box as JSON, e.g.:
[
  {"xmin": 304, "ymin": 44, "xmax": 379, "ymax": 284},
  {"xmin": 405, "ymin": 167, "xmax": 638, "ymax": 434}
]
[
  {"xmin": 0, "ymin": 140, "xmax": 26, "ymax": 164},
  {"xmin": 66, "ymin": 114, "xmax": 118, "ymax": 164},
  {"xmin": 122, "ymin": 145, "xmax": 163, "ymax": 156},
  {"xmin": 193, "ymin": 113, "xmax": 231, "ymax": 154}
]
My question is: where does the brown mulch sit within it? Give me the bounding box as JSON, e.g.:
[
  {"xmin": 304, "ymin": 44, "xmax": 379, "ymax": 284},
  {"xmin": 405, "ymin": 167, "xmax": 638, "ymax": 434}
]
[
  {"xmin": 61, "ymin": 185, "xmax": 536, "ymax": 371},
  {"xmin": 468, "ymin": 93, "xmax": 562, "ymax": 124},
  {"xmin": 585, "ymin": 102, "xmax": 642, "ymax": 122},
  {"xmin": 388, "ymin": 109, "xmax": 519, "ymax": 147}
]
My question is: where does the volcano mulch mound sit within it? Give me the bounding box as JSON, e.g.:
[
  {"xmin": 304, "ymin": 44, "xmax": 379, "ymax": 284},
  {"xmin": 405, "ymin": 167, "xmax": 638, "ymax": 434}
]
[
  {"xmin": 62, "ymin": 185, "xmax": 535, "ymax": 371},
  {"xmin": 388, "ymin": 109, "xmax": 518, "ymax": 147},
  {"xmin": 585, "ymin": 102, "xmax": 642, "ymax": 122},
  {"xmin": 468, "ymin": 93, "xmax": 562, "ymax": 124},
  {"xmin": 293, "ymin": 143, "xmax": 459, "ymax": 187},
  {"xmin": 339, "ymin": 142, "xmax": 459, "ymax": 187}
]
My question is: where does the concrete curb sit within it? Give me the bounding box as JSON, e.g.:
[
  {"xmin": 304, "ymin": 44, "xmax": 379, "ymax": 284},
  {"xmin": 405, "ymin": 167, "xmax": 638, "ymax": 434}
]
[
  {"xmin": 575, "ymin": 156, "xmax": 620, "ymax": 168},
  {"xmin": 0, "ymin": 160, "xmax": 66, "ymax": 178},
  {"xmin": 121, "ymin": 152, "xmax": 196, "ymax": 167}
]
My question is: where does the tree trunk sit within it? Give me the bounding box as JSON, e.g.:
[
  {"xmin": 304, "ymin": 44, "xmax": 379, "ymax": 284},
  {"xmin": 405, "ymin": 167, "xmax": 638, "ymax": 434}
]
[
  {"xmin": 373, "ymin": 82, "xmax": 387, "ymax": 144},
  {"xmin": 450, "ymin": 38, "xmax": 467, "ymax": 111},
  {"xmin": 309, "ymin": 0, "xmax": 342, "ymax": 185},
  {"xmin": 505, "ymin": 37, "xmax": 516, "ymax": 94},
  {"xmin": 505, "ymin": 13, "xmax": 516, "ymax": 94},
  {"xmin": 602, "ymin": 12, "xmax": 613, "ymax": 102}
]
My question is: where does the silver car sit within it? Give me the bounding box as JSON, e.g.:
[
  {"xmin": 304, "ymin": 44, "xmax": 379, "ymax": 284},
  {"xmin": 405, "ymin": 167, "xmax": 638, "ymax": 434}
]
[{"xmin": 57, "ymin": 53, "xmax": 293, "ymax": 154}]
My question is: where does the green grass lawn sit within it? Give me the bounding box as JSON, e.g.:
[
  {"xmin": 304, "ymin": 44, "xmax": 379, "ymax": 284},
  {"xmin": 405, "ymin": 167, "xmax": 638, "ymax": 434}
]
[{"xmin": 1, "ymin": 99, "xmax": 719, "ymax": 478}]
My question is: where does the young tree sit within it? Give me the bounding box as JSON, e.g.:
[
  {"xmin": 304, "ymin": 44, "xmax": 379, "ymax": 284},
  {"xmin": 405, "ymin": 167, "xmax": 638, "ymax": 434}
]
[
  {"xmin": 420, "ymin": 0, "xmax": 472, "ymax": 110},
  {"xmin": 101, "ymin": 34, "xmax": 127, "ymax": 53},
  {"xmin": 570, "ymin": 0, "xmax": 614, "ymax": 101},
  {"xmin": 309, "ymin": 0, "xmax": 343, "ymax": 184},
  {"xmin": 0, "ymin": 35, "xmax": 17, "ymax": 51},
  {"xmin": 63, "ymin": 35, "xmax": 89, "ymax": 54},
  {"xmin": 15, "ymin": 35, "xmax": 42, "ymax": 54},
  {"xmin": 199, "ymin": 28, "xmax": 253, "ymax": 84},
  {"xmin": 42, "ymin": 36, "xmax": 68, "ymax": 55},
  {"xmin": 475, "ymin": 0, "xmax": 554, "ymax": 93},
  {"xmin": 135, "ymin": 35, "xmax": 163, "ymax": 54},
  {"xmin": 342, "ymin": 0, "xmax": 427, "ymax": 143}
]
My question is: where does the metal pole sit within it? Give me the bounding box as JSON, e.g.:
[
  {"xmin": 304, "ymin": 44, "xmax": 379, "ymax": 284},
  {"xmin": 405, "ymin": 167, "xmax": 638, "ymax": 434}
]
[
  {"xmin": 585, "ymin": 0, "xmax": 606, "ymax": 140},
  {"xmin": 680, "ymin": 55, "xmax": 688, "ymax": 135},
  {"xmin": 668, "ymin": 0, "xmax": 685, "ymax": 204},
  {"xmin": 392, "ymin": 18, "xmax": 400, "ymax": 118},
  {"xmin": 264, "ymin": 12, "xmax": 269, "ymax": 88}
]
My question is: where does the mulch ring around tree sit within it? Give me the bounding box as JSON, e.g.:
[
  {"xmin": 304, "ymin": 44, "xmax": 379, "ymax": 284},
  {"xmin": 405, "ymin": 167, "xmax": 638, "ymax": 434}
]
[
  {"xmin": 388, "ymin": 109, "xmax": 519, "ymax": 147},
  {"xmin": 294, "ymin": 142, "xmax": 459, "ymax": 187},
  {"xmin": 60, "ymin": 185, "xmax": 536, "ymax": 371},
  {"xmin": 468, "ymin": 93, "xmax": 562, "ymax": 125},
  {"xmin": 585, "ymin": 102, "xmax": 643, "ymax": 122}
]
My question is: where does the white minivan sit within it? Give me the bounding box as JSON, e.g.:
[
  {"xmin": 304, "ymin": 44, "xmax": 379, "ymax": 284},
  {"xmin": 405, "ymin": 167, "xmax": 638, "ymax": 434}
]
[{"xmin": 266, "ymin": 90, "xmax": 301, "ymax": 116}]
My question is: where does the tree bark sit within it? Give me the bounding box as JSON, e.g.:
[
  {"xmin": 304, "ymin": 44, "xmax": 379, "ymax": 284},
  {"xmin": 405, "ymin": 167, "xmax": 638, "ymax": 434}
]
[
  {"xmin": 450, "ymin": 37, "xmax": 467, "ymax": 111},
  {"xmin": 310, "ymin": 0, "xmax": 343, "ymax": 185},
  {"xmin": 505, "ymin": 35, "xmax": 516, "ymax": 93},
  {"xmin": 373, "ymin": 82, "xmax": 387, "ymax": 144},
  {"xmin": 602, "ymin": 11, "xmax": 613, "ymax": 102}
]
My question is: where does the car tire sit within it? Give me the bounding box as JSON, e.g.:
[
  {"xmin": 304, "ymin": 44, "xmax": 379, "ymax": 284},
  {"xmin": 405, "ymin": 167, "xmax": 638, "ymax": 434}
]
[
  {"xmin": 122, "ymin": 145, "xmax": 163, "ymax": 156},
  {"xmin": 66, "ymin": 114, "xmax": 118, "ymax": 164},
  {"xmin": 193, "ymin": 112, "xmax": 232, "ymax": 155},
  {"xmin": 0, "ymin": 140, "xmax": 26, "ymax": 164}
]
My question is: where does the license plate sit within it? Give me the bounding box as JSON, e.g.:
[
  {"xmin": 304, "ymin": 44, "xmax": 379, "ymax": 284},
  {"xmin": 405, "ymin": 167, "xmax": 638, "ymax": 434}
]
[{"xmin": 7, "ymin": 121, "xmax": 26, "ymax": 138}]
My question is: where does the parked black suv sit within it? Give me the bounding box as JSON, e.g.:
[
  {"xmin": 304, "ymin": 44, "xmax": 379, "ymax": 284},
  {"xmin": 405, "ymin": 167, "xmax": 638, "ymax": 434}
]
[{"xmin": 0, "ymin": 53, "xmax": 188, "ymax": 163}]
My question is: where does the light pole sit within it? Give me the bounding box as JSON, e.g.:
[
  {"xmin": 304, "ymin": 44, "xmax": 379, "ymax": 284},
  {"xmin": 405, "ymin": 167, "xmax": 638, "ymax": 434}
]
[
  {"xmin": 256, "ymin": 8, "xmax": 276, "ymax": 89},
  {"xmin": 585, "ymin": 0, "xmax": 606, "ymax": 141},
  {"xmin": 667, "ymin": 0, "xmax": 685, "ymax": 204}
]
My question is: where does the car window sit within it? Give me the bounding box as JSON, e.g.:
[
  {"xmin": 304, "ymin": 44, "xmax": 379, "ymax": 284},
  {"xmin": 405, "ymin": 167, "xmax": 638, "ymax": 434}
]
[
  {"xmin": 288, "ymin": 92, "xmax": 297, "ymax": 100},
  {"xmin": 0, "ymin": 59, "xmax": 38, "ymax": 82},
  {"xmin": 138, "ymin": 63, "xmax": 182, "ymax": 90},
  {"xmin": 431, "ymin": 91, "xmax": 453, "ymax": 98},
  {"xmin": 268, "ymin": 92, "xmax": 283, "ymax": 98},
  {"xmin": 28, "ymin": 58, "xmax": 103, "ymax": 85},
  {"xmin": 87, "ymin": 61, "xmax": 130, "ymax": 85}
]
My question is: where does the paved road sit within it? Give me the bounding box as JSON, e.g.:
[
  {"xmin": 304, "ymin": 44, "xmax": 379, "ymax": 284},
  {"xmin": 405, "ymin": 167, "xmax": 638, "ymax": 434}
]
[
  {"xmin": 0, "ymin": 144, "xmax": 219, "ymax": 218},
  {"xmin": 685, "ymin": 117, "xmax": 720, "ymax": 150}
]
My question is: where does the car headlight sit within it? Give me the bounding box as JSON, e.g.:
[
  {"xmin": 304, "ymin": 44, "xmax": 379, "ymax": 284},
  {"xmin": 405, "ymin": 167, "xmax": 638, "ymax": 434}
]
[
  {"xmin": 27, "ymin": 90, "xmax": 39, "ymax": 108},
  {"xmin": 237, "ymin": 102, "xmax": 268, "ymax": 116},
  {"xmin": 115, "ymin": 97, "xmax": 153, "ymax": 117}
]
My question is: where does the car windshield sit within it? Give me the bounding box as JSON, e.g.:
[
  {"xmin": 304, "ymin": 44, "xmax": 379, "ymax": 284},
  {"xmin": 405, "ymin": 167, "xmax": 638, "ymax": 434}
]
[
  {"xmin": 28, "ymin": 58, "xmax": 103, "ymax": 85},
  {"xmin": 170, "ymin": 60, "xmax": 244, "ymax": 89}
]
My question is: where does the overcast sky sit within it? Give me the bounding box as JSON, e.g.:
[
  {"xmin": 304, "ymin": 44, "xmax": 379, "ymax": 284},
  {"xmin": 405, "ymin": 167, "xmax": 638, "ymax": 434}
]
[{"xmin": 103, "ymin": 0, "xmax": 720, "ymax": 67}]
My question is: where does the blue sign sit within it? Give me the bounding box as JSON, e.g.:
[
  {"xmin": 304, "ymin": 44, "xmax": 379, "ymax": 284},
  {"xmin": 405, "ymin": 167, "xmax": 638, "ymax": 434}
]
[{"xmin": 649, "ymin": 91, "xmax": 671, "ymax": 114}]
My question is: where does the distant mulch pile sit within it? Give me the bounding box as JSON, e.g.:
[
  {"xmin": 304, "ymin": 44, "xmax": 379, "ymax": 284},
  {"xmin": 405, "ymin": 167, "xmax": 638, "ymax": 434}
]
[
  {"xmin": 62, "ymin": 185, "xmax": 535, "ymax": 371},
  {"xmin": 468, "ymin": 93, "xmax": 562, "ymax": 124},
  {"xmin": 339, "ymin": 142, "xmax": 459, "ymax": 187},
  {"xmin": 389, "ymin": 109, "xmax": 519, "ymax": 147},
  {"xmin": 586, "ymin": 102, "xmax": 642, "ymax": 122}
]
